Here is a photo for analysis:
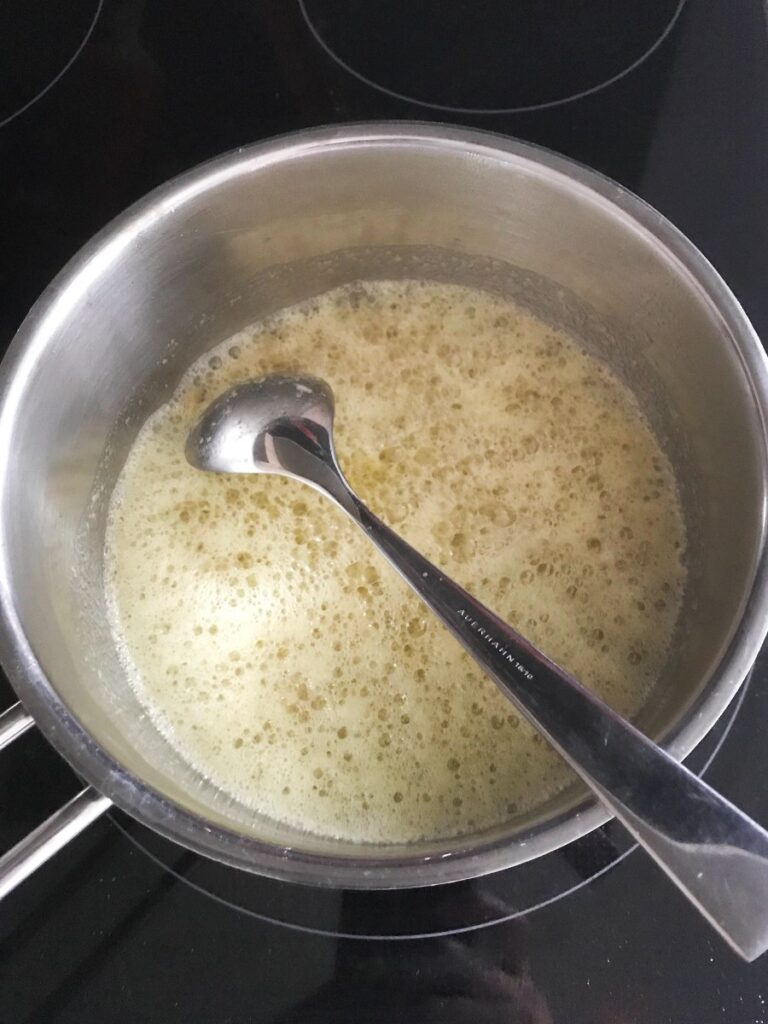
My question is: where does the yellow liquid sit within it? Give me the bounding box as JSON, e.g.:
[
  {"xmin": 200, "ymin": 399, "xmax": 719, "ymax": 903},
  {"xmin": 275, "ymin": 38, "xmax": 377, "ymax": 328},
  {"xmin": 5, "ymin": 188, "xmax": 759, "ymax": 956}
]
[{"xmin": 104, "ymin": 281, "xmax": 686, "ymax": 843}]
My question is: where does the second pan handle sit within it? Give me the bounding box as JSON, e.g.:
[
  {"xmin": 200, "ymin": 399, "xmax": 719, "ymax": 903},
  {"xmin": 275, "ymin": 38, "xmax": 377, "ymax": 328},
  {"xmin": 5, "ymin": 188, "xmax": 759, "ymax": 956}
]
[{"xmin": 0, "ymin": 701, "xmax": 112, "ymax": 901}]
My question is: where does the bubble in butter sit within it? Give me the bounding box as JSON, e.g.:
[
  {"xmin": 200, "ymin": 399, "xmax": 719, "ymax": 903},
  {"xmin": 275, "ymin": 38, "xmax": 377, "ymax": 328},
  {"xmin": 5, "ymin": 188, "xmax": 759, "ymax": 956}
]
[{"xmin": 104, "ymin": 281, "xmax": 686, "ymax": 844}]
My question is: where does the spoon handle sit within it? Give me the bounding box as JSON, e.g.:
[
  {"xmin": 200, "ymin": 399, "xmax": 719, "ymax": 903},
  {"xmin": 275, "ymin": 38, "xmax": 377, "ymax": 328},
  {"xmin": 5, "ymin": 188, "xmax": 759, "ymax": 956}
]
[{"xmin": 347, "ymin": 494, "xmax": 768, "ymax": 961}]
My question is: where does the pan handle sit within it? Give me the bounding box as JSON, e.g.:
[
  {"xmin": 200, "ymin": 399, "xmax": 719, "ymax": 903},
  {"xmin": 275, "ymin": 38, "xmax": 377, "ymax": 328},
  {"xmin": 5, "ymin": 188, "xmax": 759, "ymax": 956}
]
[
  {"xmin": 0, "ymin": 702, "xmax": 112, "ymax": 901},
  {"xmin": 0, "ymin": 701, "xmax": 34, "ymax": 749}
]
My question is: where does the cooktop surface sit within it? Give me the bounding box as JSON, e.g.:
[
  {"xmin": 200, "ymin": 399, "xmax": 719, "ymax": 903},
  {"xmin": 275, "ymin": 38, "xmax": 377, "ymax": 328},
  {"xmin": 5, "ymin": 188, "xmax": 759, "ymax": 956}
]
[{"xmin": 2, "ymin": 2, "xmax": 768, "ymax": 1021}]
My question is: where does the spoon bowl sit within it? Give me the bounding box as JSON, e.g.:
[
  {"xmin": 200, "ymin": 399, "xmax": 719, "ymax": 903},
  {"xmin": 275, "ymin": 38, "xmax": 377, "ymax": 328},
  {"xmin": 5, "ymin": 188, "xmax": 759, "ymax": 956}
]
[{"xmin": 186, "ymin": 374, "xmax": 336, "ymax": 477}]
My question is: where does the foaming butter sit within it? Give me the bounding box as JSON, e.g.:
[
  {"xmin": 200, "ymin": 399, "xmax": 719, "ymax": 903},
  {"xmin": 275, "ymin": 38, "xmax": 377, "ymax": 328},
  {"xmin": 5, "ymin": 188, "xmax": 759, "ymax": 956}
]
[{"xmin": 104, "ymin": 281, "xmax": 686, "ymax": 843}]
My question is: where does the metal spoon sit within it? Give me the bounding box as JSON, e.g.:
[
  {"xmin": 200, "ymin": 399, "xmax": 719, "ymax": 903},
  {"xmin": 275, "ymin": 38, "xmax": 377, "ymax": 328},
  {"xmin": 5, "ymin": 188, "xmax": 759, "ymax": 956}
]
[{"xmin": 187, "ymin": 372, "xmax": 768, "ymax": 961}]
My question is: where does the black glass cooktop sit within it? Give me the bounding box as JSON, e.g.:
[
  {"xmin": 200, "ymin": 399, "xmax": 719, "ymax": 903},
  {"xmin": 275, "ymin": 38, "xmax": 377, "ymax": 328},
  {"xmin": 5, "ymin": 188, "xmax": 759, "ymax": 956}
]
[{"xmin": 2, "ymin": 1, "xmax": 768, "ymax": 1020}]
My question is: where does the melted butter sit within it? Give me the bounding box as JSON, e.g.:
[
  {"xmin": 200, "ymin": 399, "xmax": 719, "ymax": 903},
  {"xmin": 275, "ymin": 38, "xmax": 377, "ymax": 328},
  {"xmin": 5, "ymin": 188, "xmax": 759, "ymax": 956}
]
[{"xmin": 104, "ymin": 281, "xmax": 686, "ymax": 843}]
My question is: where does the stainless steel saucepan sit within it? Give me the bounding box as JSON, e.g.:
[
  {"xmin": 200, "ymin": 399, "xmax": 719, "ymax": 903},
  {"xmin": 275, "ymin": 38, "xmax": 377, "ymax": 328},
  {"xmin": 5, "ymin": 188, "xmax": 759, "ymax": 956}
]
[{"xmin": 1, "ymin": 124, "xmax": 767, "ymax": 902}]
